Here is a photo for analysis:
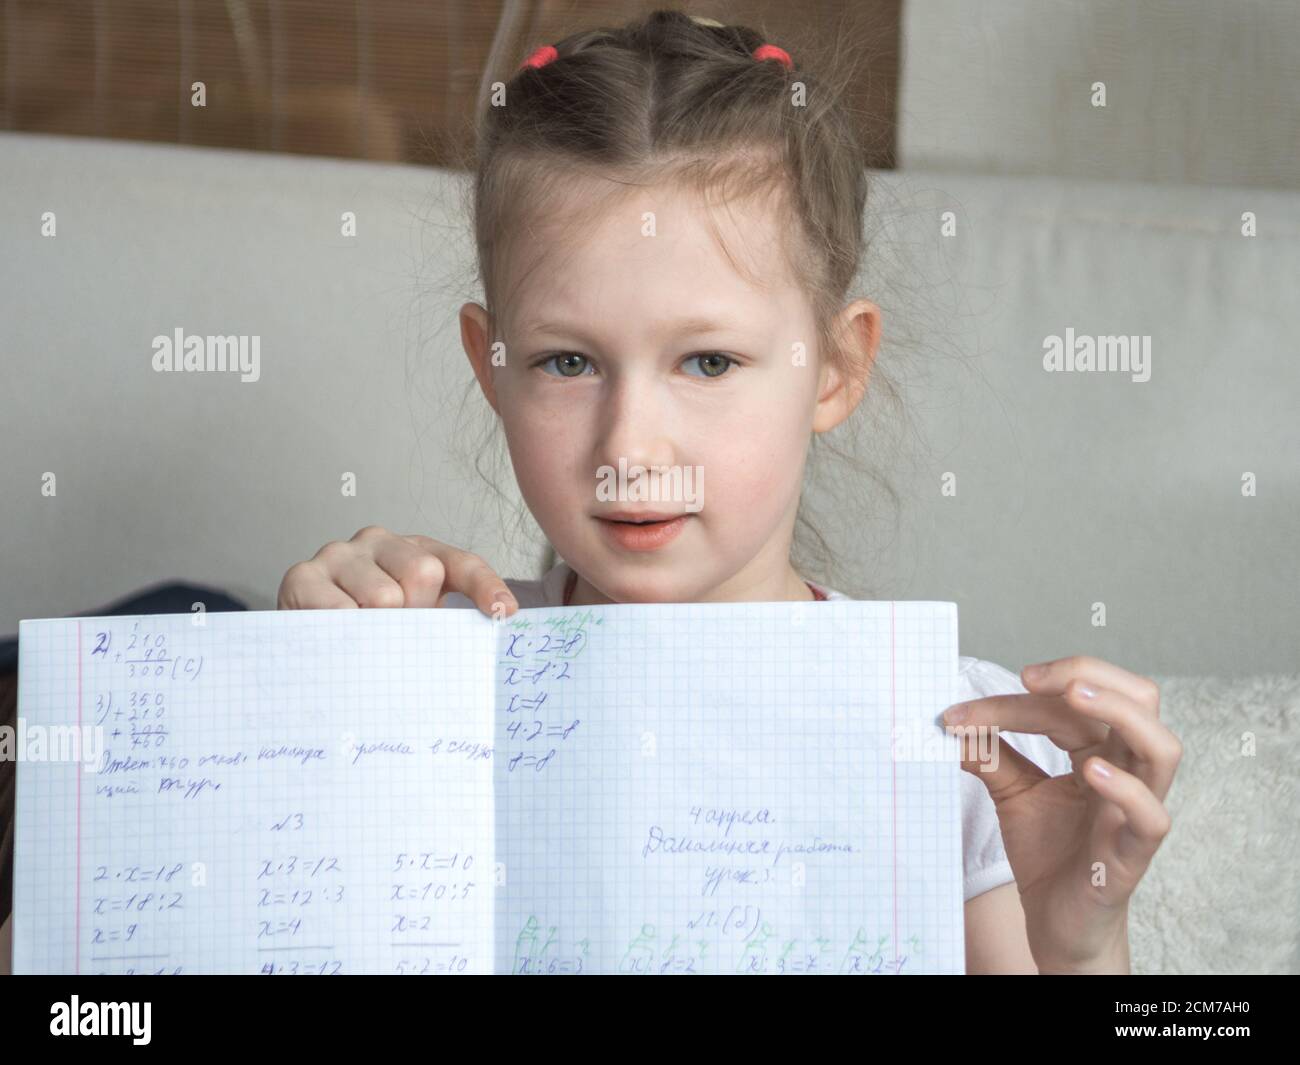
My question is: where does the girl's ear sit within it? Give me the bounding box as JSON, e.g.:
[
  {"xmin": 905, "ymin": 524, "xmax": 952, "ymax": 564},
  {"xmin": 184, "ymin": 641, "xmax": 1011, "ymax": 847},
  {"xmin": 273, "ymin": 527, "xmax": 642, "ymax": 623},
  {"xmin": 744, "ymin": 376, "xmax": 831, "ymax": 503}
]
[
  {"xmin": 812, "ymin": 298, "xmax": 880, "ymax": 433},
  {"xmin": 460, "ymin": 301, "xmax": 500, "ymax": 414}
]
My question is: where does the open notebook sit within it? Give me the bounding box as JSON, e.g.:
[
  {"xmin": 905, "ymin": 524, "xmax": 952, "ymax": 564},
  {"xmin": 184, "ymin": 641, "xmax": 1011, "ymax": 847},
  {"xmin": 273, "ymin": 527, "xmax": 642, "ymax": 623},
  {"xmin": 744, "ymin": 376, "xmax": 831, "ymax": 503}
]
[{"xmin": 13, "ymin": 599, "xmax": 962, "ymax": 974}]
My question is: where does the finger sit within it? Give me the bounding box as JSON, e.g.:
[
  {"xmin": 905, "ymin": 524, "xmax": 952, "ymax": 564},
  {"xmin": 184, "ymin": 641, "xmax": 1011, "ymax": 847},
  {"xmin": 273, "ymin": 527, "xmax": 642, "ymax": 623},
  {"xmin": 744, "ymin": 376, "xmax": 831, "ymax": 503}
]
[
  {"xmin": 311, "ymin": 536, "xmax": 406, "ymax": 607},
  {"xmin": 943, "ymin": 692, "xmax": 1108, "ymax": 751},
  {"xmin": 946, "ymin": 721, "xmax": 1050, "ymax": 803},
  {"xmin": 1082, "ymin": 756, "xmax": 1172, "ymax": 872},
  {"xmin": 403, "ymin": 536, "xmax": 518, "ymax": 618},
  {"xmin": 331, "ymin": 555, "xmax": 407, "ymax": 608},
  {"xmin": 1021, "ymin": 655, "xmax": 1160, "ymax": 714},
  {"xmin": 277, "ymin": 562, "xmax": 360, "ymax": 610},
  {"xmin": 369, "ymin": 536, "xmax": 451, "ymax": 609},
  {"xmin": 1063, "ymin": 682, "xmax": 1183, "ymax": 801}
]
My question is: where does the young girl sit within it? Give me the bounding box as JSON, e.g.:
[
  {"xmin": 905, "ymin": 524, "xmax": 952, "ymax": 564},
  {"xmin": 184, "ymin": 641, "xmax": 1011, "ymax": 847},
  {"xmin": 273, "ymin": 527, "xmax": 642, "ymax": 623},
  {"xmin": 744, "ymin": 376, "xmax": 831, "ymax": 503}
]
[{"xmin": 278, "ymin": 9, "xmax": 1181, "ymax": 974}]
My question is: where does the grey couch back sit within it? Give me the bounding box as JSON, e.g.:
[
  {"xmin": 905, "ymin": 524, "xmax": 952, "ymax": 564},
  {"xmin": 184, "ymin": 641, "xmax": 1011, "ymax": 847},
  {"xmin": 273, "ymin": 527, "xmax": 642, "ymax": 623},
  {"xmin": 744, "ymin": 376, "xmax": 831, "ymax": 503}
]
[{"xmin": 2, "ymin": 132, "xmax": 1296, "ymax": 676}]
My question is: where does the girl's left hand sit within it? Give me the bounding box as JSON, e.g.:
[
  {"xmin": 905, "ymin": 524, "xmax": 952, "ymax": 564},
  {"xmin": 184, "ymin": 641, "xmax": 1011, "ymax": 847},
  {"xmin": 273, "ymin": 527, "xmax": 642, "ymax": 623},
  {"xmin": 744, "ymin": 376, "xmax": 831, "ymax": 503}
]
[{"xmin": 943, "ymin": 655, "xmax": 1183, "ymax": 974}]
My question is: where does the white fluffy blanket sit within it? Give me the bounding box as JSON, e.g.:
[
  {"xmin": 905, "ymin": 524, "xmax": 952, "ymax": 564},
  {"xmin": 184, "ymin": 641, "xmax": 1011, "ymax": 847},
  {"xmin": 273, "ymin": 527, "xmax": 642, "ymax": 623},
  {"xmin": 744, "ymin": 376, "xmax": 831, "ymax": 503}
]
[{"xmin": 1131, "ymin": 673, "xmax": 1299, "ymax": 974}]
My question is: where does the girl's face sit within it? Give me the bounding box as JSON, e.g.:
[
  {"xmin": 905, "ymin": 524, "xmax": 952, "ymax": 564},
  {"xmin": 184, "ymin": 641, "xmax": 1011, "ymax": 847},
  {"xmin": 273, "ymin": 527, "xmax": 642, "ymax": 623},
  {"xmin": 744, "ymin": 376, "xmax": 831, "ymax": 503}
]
[{"xmin": 462, "ymin": 180, "xmax": 878, "ymax": 604}]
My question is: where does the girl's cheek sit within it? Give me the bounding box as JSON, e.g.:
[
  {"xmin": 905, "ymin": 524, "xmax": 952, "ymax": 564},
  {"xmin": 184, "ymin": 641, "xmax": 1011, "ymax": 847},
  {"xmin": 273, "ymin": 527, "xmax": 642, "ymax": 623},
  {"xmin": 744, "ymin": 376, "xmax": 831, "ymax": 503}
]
[
  {"xmin": 499, "ymin": 407, "xmax": 593, "ymax": 523},
  {"xmin": 712, "ymin": 393, "xmax": 814, "ymax": 507}
]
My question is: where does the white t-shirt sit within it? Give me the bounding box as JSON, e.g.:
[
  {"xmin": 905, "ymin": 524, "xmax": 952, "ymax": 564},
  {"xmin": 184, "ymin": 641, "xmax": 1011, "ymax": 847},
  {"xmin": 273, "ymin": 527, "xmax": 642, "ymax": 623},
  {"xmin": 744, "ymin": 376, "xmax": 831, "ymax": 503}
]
[{"xmin": 461, "ymin": 559, "xmax": 1073, "ymax": 904}]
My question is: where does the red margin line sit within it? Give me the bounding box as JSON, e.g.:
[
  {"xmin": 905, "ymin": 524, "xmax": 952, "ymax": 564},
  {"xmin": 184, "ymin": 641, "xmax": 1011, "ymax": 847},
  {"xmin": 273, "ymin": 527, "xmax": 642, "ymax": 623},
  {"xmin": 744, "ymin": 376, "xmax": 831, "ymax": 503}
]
[
  {"xmin": 890, "ymin": 601, "xmax": 897, "ymax": 962},
  {"xmin": 76, "ymin": 619, "xmax": 82, "ymax": 974}
]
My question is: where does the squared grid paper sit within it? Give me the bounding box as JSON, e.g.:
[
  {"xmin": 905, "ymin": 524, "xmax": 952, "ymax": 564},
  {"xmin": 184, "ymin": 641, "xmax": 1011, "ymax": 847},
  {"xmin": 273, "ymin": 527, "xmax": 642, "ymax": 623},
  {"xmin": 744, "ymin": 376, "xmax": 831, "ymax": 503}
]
[
  {"xmin": 493, "ymin": 599, "xmax": 961, "ymax": 975},
  {"xmin": 15, "ymin": 609, "xmax": 496, "ymax": 975},
  {"xmin": 15, "ymin": 600, "xmax": 960, "ymax": 975}
]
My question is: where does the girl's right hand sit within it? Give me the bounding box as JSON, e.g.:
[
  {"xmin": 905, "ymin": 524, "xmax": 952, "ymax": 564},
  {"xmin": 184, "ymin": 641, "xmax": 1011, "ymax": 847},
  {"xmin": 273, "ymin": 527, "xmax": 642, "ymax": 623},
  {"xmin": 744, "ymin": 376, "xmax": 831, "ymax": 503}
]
[{"xmin": 277, "ymin": 525, "xmax": 518, "ymax": 618}]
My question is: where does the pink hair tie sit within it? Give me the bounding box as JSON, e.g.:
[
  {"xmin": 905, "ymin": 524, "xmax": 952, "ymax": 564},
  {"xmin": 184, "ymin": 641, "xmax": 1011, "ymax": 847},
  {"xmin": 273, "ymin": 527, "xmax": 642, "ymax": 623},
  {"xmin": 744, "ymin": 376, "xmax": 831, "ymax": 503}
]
[
  {"xmin": 519, "ymin": 44, "xmax": 559, "ymax": 70},
  {"xmin": 752, "ymin": 43, "xmax": 793, "ymax": 69}
]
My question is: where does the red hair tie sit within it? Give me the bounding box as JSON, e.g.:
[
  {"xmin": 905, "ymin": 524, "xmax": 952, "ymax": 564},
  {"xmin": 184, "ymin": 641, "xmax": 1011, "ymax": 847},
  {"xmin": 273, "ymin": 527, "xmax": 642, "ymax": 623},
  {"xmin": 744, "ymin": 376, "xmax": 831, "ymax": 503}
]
[
  {"xmin": 518, "ymin": 39, "xmax": 792, "ymax": 73},
  {"xmin": 752, "ymin": 43, "xmax": 793, "ymax": 69},
  {"xmin": 519, "ymin": 44, "xmax": 558, "ymax": 70},
  {"xmin": 689, "ymin": 13, "xmax": 792, "ymax": 67}
]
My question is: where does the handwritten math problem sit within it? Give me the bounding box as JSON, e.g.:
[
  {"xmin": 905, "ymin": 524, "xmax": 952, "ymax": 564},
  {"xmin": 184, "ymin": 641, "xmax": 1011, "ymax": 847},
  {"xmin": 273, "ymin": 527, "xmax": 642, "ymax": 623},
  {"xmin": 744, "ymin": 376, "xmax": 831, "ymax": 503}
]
[{"xmin": 16, "ymin": 600, "xmax": 963, "ymax": 973}]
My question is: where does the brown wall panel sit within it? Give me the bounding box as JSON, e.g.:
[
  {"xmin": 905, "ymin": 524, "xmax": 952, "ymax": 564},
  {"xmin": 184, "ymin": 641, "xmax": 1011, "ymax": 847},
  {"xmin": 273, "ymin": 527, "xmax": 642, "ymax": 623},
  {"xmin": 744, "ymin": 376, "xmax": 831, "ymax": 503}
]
[{"xmin": 0, "ymin": 1, "xmax": 897, "ymax": 167}]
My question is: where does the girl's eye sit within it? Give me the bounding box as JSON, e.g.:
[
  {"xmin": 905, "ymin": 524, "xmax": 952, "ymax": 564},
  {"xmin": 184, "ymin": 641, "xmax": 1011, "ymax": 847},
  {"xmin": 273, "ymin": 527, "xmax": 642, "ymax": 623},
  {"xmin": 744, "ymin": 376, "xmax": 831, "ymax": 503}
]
[
  {"xmin": 683, "ymin": 352, "xmax": 735, "ymax": 378},
  {"xmin": 534, "ymin": 351, "xmax": 736, "ymax": 378},
  {"xmin": 537, "ymin": 352, "xmax": 593, "ymax": 378}
]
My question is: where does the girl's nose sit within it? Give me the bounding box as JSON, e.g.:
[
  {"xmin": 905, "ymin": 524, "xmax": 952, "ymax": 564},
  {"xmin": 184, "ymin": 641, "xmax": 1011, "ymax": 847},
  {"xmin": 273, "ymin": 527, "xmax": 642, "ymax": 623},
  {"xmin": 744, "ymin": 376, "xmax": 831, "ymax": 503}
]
[{"xmin": 593, "ymin": 378, "xmax": 678, "ymax": 478}]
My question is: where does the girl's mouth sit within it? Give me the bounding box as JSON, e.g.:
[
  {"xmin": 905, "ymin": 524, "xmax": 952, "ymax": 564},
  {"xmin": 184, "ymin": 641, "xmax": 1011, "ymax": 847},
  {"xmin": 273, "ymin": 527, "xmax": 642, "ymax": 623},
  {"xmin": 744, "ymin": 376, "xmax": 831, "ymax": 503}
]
[{"xmin": 595, "ymin": 513, "xmax": 692, "ymax": 552}]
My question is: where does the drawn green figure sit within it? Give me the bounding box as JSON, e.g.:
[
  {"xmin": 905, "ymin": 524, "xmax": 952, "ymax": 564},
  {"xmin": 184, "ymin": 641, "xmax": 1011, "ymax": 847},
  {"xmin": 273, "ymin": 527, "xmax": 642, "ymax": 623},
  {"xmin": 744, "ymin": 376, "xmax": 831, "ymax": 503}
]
[
  {"xmin": 661, "ymin": 931, "xmax": 698, "ymax": 974},
  {"xmin": 841, "ymin": 926, "xmax": 868, "ymax": 964},
  {"xmin": 736, "ymin": 921, "xmax": 776, "ymax": 974},
  {"xmin": 841, "ymin": 928, "xmax": 890, "ymax": 974},
  {"xmin": 620, "ymin": 922, "xmax": 658, "ymax": 974},
  {"xmin": 776, "ymin": 936, "xmax": 801, "ymax": 972},
  {"xmin": 813, "ymin": 934, "xmax": 832, "ymax": 962},
  {"xmin": 866, "ymin": 933, "xmax": 890, "ymax": 974},
  {"xmin": 512, "ymin": 915, "xmax": 560, "ymax": 974},
  {"xmin": 512, "ymin": 914, "xmax": 540, "ymax": 974}
]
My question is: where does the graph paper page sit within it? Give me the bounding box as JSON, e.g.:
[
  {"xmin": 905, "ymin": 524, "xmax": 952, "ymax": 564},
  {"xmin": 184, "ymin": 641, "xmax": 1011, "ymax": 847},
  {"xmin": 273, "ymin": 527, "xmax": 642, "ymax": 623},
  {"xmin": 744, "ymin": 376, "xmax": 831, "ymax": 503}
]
[
  {"xmin": 494, "ymin": 599, "xmax": 963, "ymax": 975},
  {"xmin": 15, "ymin": 599, "xmax": 960, "ymax": 975},
  {"xmin": 14, "ymin": 609, "xmax": 496, "ymax": 975}
]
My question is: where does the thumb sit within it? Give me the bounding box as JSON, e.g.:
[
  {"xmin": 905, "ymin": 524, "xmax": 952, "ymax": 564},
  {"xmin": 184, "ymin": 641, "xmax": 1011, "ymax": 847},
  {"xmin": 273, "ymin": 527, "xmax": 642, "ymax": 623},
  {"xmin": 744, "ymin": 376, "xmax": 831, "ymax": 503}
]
[{"xmin": 948, "ymin": 725, "xmax": 1049, "ymax": 803}]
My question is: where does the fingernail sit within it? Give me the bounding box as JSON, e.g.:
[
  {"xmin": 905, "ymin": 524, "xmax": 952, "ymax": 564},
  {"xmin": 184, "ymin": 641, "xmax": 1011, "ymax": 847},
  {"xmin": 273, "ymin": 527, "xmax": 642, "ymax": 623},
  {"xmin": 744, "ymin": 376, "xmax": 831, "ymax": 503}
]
[
  {"xmin": 1090, "ymin": 759, "xmax": 1112, "ymax": 780},
  {"xmin": 492, "ymin": 590, "xmax": 516, "ymax": 610},
  {"xmin": 944, "ymin": 703, "xmax": 970, "ymax": 724},
  {"xmin": 1076, "ymin": 683, "xmax": 1098, "ymax": 699},
  {"xmin": 1024, "ymin": 664, "xmax": 1047, "ymax": 682}
]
